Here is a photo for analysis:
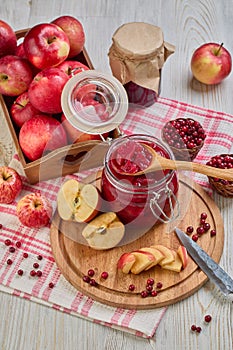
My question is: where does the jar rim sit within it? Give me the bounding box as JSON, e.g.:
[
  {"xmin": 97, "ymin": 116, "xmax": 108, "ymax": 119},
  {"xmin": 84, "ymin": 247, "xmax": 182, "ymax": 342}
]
[
  {"xmin": 61, "ymin": 70, "xmax": 128, "ymax": 134},
  {"xmin": 104, "ymin": 134, "xmax": 177, "ymax": 193}
]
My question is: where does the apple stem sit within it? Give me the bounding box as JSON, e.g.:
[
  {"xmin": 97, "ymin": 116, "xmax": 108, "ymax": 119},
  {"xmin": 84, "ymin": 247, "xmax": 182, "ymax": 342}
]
[{"xmin": 216, "ymin": 43, "xmax": 224, "ymax": 55}]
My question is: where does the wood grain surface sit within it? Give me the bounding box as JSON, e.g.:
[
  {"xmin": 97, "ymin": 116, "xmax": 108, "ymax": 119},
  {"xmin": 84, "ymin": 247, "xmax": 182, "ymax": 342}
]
[{"xmin": 1, "ymin": 1, "xmax": 233, "ymax": 350}]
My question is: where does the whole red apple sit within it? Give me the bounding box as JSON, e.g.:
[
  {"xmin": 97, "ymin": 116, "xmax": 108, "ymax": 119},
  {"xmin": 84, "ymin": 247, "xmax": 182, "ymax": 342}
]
[
  {"xmin": 19, "ymin": 114, "xmax": 68, "ymax": 161},
  {"xmin": 17, "ymin": 192, "xmax": 53, "ymax": 228},
  {"xmin": 23, "ymin": 23, "xmax": 70, "ymax": 70},
  {"xmin": 28, "ymin": 67, "xmax": 69, "ymax": 114},
  {"xmin": 0, "ymin": 55, "xmax": 33, "ymax": 96},
  {"xmin": 0, "ymin": 166, "xmax": 22, "ymax": 204},
  {"xmin": 61, "ymin": 113, "xmax": 108, "ymax": 143},
  {"xmin": 0, "ymin": 20, "xmax": 17, "ymax": 57},
  {"xmin": 10, "ymin": 91, "xmax": 41, "ymax": 127},
  {"xmin": 191, "ymin": 42, "xmax": 232, "ymax": 85},
  {"xmin": 56, "ymin": 60, "xmax": 89, "ymax": 78},
  {"xmin": 51, "ymin": 15, "xmax": 85, "ymax": 58}
]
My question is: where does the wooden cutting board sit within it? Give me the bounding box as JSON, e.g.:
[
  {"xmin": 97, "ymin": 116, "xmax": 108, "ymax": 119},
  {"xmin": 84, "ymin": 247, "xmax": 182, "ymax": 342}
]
[{"xmin": 50, "ymin": 174, "xmax": 224, "ymax": 309}]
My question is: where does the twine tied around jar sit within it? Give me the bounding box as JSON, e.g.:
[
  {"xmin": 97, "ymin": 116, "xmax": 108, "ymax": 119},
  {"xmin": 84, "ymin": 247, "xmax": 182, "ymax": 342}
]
[{"xmin": 108, "ymin": 22, "xmax": 175, "ymax": 94}]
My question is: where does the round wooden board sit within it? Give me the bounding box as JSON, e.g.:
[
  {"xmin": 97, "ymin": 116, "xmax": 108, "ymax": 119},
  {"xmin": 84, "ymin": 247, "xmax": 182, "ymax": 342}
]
[{"xmin": 50, "ymin": 175, "xmax": 224, "ymax": 309}]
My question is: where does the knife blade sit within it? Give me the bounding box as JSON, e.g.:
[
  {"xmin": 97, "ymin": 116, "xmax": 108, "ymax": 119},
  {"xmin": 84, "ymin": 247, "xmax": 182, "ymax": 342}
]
[{"xmin": 175, "ymin": 227, "xmax": 233, "ymax": 300}]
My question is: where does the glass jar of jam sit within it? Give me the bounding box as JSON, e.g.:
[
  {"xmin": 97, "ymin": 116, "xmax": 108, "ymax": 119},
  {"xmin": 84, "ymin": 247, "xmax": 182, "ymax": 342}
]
[
  {"xmin": 108, "ymin": 22, "xmax": 175, "ymax": 107},
  {"xmin": 101, "ymin": 134, "xmax": 179, "ymax": 239}
]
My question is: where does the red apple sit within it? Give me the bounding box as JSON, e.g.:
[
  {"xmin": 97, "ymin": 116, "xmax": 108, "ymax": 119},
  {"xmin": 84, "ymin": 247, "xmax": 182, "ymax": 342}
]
[
  {"xmin": 17, "ymin": 192, "xmax": 53, "ymax": 227},
  {"xmin": 28, "ymin": 67, "xmax": 69, "ymax": 114},
  {"xmin": 117, "ymin": 252, "xmax": 136, "ymax": 274},
  {"xmin": 0, "ymin": 20, "xmax": 17, "ymax": 57},
  {"xmin": 19, "ymin": 114, "xmax": 67, "ymax": 161},
  {"xmin": 23, "ymin": 23, "xmax": 70, "ymax": 70},
  {"xmin": 191, "ymin": 42, "xmax": 232, "ymax": 85},
  {"xmin": 0, "ymin": 55, "xmax": 33, "ymax": 96},
  {"xmin": 10, "ymin": 91, "xmax": 41, "ymax": 127},
  {"xmin": 15, "ymin": 42, "xmax": 27, "ymax": 58},
  {"xmin": 0, "ymin": 166, "xmax": 22, "ymax": 204},
  {"xmin": 56, "ymin": 60, "xmax": 89, "ymax": 78},
  {"xmin": 61, "ymin": 113, "xmax": 108, "ymax": 143},
  {"xmin": 51, "ymin": 15, "xmax": 85, "ymax": 58}
]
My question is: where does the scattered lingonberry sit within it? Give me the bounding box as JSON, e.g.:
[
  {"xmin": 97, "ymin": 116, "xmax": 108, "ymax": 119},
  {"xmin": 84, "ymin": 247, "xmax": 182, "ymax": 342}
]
[
  {"xmin": 186, "ymin": 226, "xmax": 194, "ymax": 234},
  {"xmin": 156, "ymin": 282, "xmax": 163, "ymax": 289},
  {"xmin": 30, "ymin": 270, "xmax": 36, "ymax": 276},
  {"xmin": 9, "ymin": 246, "xmax": 16, "ymax": 253},
  {"xmin": 7, "ymin": 259, "xmax": 13, "ymax": 265},
  {"xmin": 204, "ymin": 314, "xmax": 212, "ymax": 323},
  {"xmin": 16, "ymin": 241, "xmax": 22, "ymax": 248},
  {"xmin": 49, "ymin": 282, "xmax": 55, "ymax": 289},
  {"xmin": 128, "ymin": 284, "xmax": 135, "ymax": 291},
  {"xmin": 147, "ymin": 278, "xmax": 155, "ymax": 286},
  {"xmin": 33, "ymin": 262, "xmax": 39, "ymax": 269},
  {"xmin": 36, "ymin": 270, "xmax": 43, "ymax": 277},
  {"xmin": 83, "ymin": 275, "xmax": 90, "ymax": 283},
  {"xmin": 101, "ymin": 271, "xmax": 108, "ymax": 280},
  {"xmin": 23, "ymin": 252, "xmax": 29, "ymax": 258},
  {"xmin": 17, "ymin": 269, "xmax": 24, "ymax": 276},
  {"xmin": 88, "ymin": 269, "xmax": 95, "ymax": 277},
  {"xmin": 192, "ymin": 234, "xmax": 199, "ymax": 242},
  {"xmin": 37, "ymin": 255, "xmax": 43, "ymax": 260},
  {"xmin": 4, "ymin": 239, "xmax": 12, "ymax": 246},
  {"xmin": 210, "ymin": 229, "xmax": 216, "ymax": 237},
  {"xmin": 141, "ymin": 290, "xmax": 149, "ymax": 298}
]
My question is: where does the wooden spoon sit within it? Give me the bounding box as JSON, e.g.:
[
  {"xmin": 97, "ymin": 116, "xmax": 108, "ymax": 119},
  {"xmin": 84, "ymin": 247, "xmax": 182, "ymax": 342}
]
[{"xmin": 123, "ymin": 144, "xmax": 233, "ymax": 181}]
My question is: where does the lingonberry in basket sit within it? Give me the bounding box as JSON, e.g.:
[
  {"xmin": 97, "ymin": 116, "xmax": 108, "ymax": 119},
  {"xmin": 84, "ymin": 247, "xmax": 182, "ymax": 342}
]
[
  {"xmin": 206, "ymin": 154, "xmax": 233, "ymax": 197},
  {"xmin": 162, "ymin": 118, "xmax": 206, "ymax": 160}
]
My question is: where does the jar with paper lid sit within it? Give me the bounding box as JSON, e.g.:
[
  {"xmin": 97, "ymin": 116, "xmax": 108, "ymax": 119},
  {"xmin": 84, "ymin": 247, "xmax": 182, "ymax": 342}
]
[{"xmin": 108, "ymin": 22, "xmax": 175, "ymax": 107}]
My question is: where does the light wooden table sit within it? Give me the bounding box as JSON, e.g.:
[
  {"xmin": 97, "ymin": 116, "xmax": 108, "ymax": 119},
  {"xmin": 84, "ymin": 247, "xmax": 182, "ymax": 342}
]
[{"xmin": 0, "ymin": 1, "xmax": 233, "ymax": 349}]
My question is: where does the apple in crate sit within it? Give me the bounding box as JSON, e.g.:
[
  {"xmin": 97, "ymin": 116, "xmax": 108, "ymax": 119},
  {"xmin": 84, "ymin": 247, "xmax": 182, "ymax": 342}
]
[
  {"xmin": 0, "ymin": 20, "xmax": 17, "ymax": 57},
  {"xmin": 0, "ymin": 55, "xmax": 33, "ymax": 96},
  {"xmin": 57, "ymin": 60, "xmax": 90, "ymax": 77},
  {"xmin": 17, "ymin": 192, "xmax": 52, "ymax": 228},
  {"xmin": 28, "ymin": 67, "xmax": 69, "ymax": 114},
  {"xmin": 10, "ymin": 91, "xmax": 41, "ymax": 127},
  {"xmin": 57, "ymin": 179, "xmax": 100, "ymax": 223},
  {"xmin": 51, "ymin": 15, "xmax": 85, "ymax": 58},
  {"xmin": 23, "ymin": 23, "xmax": 70, "ymax": 70},
  {"xmin": 191, "ymin": 42, "xmax": 232, "ymax": 84},
  {"xmin": 19, "ymin": 114, "xmax": 67, "ymax": 161},
  {"xmin": 82, "ymin": 212, "xmax": 125, "ymax": 250},
  {"xmin": 0, "ymin": 166, "xmax": 22, "ymax": 204}
]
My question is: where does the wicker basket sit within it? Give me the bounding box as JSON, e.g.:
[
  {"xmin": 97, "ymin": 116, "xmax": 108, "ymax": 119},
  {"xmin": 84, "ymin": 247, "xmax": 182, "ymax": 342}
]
[{"xmin": 207, "ymin": 154, "xmax": 233, "ymax": 197}]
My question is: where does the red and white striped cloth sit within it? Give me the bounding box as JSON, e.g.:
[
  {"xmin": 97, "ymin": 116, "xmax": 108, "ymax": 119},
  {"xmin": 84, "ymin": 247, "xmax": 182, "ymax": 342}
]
[{"xmin": 0, "ymin": 97, "xmax": 233, "ymax": 338}]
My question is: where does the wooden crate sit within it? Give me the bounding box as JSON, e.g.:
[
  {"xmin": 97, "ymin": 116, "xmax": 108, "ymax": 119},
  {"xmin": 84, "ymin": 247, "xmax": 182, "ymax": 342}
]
[{"xmin": 0, "ymin": 29, "xmax": 118, "ymax": 184}]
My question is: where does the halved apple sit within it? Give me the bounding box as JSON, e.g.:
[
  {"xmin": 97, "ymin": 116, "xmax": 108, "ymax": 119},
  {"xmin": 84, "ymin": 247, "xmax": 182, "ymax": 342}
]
[
  {"xmin": 161, "ymin": 250, "xmax": 182, "ymax": 272},
  {"xmin": 177, "ymin": 245, "xmax": 189, "ymax": 269},
  {"xmin": 153, "ymin": 244, "xmax": 175, "ymax": 266},
  {"xmin": 117, "ymin": 252, "xmax": 136, "ymax": 274},
  {"xmin": 130, "ymin": 251, "xmax": 156, "ymax": 274},
  {"xmin": 57, "ymin": 179, "xmax": 100, "ymax": 223},
  {"xmin": 82, "ymin": 212, "xmax": 125, "ymax": 250},
  {"xmin": 138, "ymin": 247, "xmax": 165, "ymax": 270}
]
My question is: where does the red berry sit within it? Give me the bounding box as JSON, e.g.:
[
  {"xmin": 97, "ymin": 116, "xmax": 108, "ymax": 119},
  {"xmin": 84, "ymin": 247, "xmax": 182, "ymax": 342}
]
[
  {"xmin": 141, "ymin": 290, "xmax": 149, "ymax": 298},
  {"xmin": 33, "ymin": 262, "xmax": 39, "ymax": 269},
  {"xmin": 4, "ymin": 239, "xmax": 12, "ymax": 246},
  {"xmin": 196, "ymin": 326, "xmax": 202, "ymax": 333},
  {"xmin": 203, "ymin": 223, "xmax": 210, "ymax": 232},
  {"xmin": 128, "ymin": 284, "xmax": 135, "ymax": 291},
  {"xmin": 7, "ymin": 259, "xmax": 13, "ymax": 265},
  {"xmin": 89, "ymin": 278, "xmax": 97, "ymax": 286},
  {"xmin": 210, "ymin": 229, "xmax": 216, "ymax": 237},
  {"xmin": 200, "ymin": 212, "xmax": 207, "ymax": 220},
  {"xmin": 88, "ymin": 269, "xmax": 95, "ymax": 277},
  {"xmin": 37, "ymin": 255, "xmax": 43, "ymax": 260},
  {"xmin": 49, "ymin": 282, "xmax": 55, "ymax": 288},
  {"xmin": 191, "ymin": 325, "xmax": 197, "ymax": 331},
  {"xmin": 151, "ymin": 290, "xmax": 158, "ymax": 297},
  {"xmin": 83, "ymin": 275, "xmax": 90, "ymax": 283},
  {"xmin": 156, "ymin": 282, "xmax": 163, "ymax": 289},
  {"xmin": 146, "ymin": 284, "xmax": 153, "ymax": 292},
  {"xmin": 101, "ymin": 271, "xmax": 108, "ymax": 280},
  {"xmin": 147, "ymin": 278, "xmax": 155, "ymax": 286},
  {"xmin": 30, "ymin": 270, "xmax": 36, "ymax": 276},
  {"xmin": 36, "ymin": 270, "xmax": 42, "ymax": 277},
  {"xmin": 17, "ymin": 269, "xmax": 24, "ymax": 276},
  {"xmin": 16, "ymin": 241, "xmax": 22, "ymax": 248},
  {"xmin": 0, "ymin": 224, "xmax": 2, "ymax": 229},
  {"xmin": 204, "ymin": 314, "xmax": 212, "ymax": 323},
  {"xmin": 192, "ymin": 234, "xmax": 199, "ymax": 242},
  {"xmin": 196, "ymin": 226, "xmax": 204, "ymax": 236},
  {"xmin": 9, "ymin": 246, "xmax": 16, "ymax": 253},
  {"xmin": 186, "ymin": 226, "xmax": 194, "ymax": 234},
  {"xmin": 23, "ymin": 252, "xmax": 29, "ymax": 258}
]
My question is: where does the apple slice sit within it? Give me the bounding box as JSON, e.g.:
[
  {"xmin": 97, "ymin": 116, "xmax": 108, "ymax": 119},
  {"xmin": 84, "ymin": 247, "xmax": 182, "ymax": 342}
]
[
  {"xmin": 130, "ymin": 251, "xmax": 156, "ymax": 274},
  {"xmin": 82, "ymin": 212, "xmax": 125, "ymax": 250},
  {"xmin": 177, "ymin": 245, "xmax": 189, "ymax": 269},
  {"xmin": 161, "ymin": 250, "xmax": 182, "ymax": 273},
  {"xmin": 152, "ymin": 244, "xmax": 175, "ymax": 266},
  {"xmin": 117, "ymin": 252, "xmax": 136, "ymax": 274},
  {"xmin": 138, "ymin": 247, "xmax": 165, "ymax": 270},
  {"xmin": 57, "ymin": 179, "xmax": 100, "ymax": 222}
]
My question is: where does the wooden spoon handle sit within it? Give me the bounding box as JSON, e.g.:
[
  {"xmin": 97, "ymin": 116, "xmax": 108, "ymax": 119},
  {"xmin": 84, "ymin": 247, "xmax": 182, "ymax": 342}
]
[{"xmin": 163, "ymin": 159, "xmax": 233, "ymax": 181}]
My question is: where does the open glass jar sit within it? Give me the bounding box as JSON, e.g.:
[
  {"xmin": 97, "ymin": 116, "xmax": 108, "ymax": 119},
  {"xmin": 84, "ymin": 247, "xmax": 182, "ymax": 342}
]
[{"xmin": 101, "ymin": 134, "xmax": 179, "ymax": 238}]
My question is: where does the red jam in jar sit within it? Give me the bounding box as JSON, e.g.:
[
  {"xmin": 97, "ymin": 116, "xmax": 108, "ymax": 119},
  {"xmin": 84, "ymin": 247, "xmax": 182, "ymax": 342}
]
[{"xmin": 101, "ymin": 135, "xmax": 179, "ymax": 237}]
